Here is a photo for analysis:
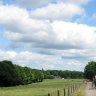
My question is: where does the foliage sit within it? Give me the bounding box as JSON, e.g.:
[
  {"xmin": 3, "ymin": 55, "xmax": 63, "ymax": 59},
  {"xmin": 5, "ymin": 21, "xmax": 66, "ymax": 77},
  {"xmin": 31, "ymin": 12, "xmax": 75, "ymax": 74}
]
[
  {"xmin": 14, "ymin": 65, "xmax": 44, "ymax": 85},
  {"xmin": 44, "ymin": 70, "xmax": 84, "ymax": 79},
  {"xmin": 0, "ymin": 60, "xmax": 44, "ymax": 86},
  {"xmin": 84, "ymin": 61, "xmax": 96, "ymax": 80},
  {"xmin": 0, "ymin": 60, "xmax": 84, "ymax": 86},
  {"xmin": 0, "ymin": 60, "xmax": 18, "ymax": 86}
]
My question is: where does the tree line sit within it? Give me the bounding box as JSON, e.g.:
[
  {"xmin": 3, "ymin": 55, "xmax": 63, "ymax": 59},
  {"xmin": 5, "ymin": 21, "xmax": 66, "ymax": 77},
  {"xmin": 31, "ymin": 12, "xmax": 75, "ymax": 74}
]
[
  {"xmin": 0, "ymin": 60, "xmax": 84, "ymax": 87},
  {"xmin": 0, "ymin": 60, "xmax": 44, "ymax": 86},
  {"xmin": 44, "ymin": 70, "xmax": 84, "ymax": 79}
]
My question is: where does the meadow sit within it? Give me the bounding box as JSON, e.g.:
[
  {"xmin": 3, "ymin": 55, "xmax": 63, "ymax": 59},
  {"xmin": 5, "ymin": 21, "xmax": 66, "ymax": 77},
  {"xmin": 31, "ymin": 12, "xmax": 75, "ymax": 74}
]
[{"xmin": 0, "ymin": 79, "xmax": 84, "ymax": 96}]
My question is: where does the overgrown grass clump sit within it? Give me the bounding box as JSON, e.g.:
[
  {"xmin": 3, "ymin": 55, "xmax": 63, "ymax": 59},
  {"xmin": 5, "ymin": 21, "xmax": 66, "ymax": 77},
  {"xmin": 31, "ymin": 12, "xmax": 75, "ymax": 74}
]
[{"xmin": 75, "ymin": 84, "xmax": 86, "ymax": 96}]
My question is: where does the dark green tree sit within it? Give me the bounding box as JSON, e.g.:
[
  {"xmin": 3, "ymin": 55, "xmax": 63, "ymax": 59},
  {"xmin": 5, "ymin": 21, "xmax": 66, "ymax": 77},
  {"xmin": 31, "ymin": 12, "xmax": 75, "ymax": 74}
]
[
  {"xmin": 0, "ymin": 60, "xmax": 18, "ymax": 86},
  {"xmin": 84, "ymin": 61, "xmax": 96, "ymax": 80}
]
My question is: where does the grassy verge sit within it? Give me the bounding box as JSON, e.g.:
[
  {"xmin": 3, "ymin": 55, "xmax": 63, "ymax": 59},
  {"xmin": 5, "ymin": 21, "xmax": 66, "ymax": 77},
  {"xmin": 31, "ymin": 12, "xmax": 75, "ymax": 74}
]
[{"xmin": 0, "ymin": 79, "xmax": 84, "ymax": 96}]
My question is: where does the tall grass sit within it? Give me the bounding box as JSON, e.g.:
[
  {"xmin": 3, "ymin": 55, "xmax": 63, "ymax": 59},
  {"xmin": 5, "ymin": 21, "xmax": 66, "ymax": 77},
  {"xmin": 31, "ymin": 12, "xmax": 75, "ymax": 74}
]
[
  {"xmin": 75, "ymin": 84, "xmax": 86, "ymax": 96},
  {"xmin": 0, "ymin": 79, "xmax": 84, "ymax": 96}
]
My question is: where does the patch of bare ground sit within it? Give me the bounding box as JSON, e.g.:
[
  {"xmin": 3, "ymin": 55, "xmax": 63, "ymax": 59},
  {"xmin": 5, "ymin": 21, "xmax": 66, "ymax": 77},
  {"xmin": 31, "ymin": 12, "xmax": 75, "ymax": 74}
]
[{"xmin": 86, "ymin": 82, "xmax": 96, "ymax": 96}]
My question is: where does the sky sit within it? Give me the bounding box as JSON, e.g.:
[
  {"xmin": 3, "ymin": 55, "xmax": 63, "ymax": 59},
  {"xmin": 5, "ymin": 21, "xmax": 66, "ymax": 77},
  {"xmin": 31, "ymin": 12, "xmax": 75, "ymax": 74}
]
[{"xmin": 0, "ymin": 0, "xmax": 96, "ymax": 71}]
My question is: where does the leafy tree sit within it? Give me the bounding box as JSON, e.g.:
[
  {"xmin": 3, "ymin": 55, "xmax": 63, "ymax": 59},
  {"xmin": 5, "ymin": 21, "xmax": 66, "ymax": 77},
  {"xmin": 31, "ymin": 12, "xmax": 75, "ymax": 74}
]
[
  {"xmin": 15, "ymin": 65, "xmax": 35, "ymax": 85},
  {"xmin": 84, "ymin": 61, "xmax": 96, "ymax": 80},
  {"xmin": 0, "ymin": 60, "xmax": 18, "ymax": 86}
]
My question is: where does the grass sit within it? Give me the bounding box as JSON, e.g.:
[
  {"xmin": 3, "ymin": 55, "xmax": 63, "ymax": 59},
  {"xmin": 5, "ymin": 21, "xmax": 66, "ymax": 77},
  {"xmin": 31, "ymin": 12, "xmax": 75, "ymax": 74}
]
[
  {"xmin": 74, "ymin": 83, "xmax": 86, "ymax": 96},
  {"xmin": 0, "ymin": 79, "xmax": 84, "ymax": 96},
  {"xmin": 75, "ymin": 87, "xmax": 85, "ymax": 96}
]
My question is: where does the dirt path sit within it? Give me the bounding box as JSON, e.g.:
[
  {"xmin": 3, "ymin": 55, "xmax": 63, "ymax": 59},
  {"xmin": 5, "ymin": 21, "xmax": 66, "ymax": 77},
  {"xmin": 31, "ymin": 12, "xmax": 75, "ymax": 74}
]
[{"xmin": 86, "ymin": 82, "xmax": 96, "ymax": 96}]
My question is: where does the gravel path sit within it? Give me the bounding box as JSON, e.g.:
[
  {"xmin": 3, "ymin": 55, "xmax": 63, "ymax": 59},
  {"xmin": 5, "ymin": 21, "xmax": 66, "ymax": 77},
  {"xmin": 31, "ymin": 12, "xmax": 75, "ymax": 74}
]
[{"xmin": 86, "ymin": 82, "xmax": 96, "ymax": 96}]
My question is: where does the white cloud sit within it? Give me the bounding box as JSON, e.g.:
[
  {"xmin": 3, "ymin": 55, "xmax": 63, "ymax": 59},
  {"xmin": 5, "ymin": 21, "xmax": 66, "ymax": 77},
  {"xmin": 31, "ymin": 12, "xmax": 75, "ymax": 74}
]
[
  {"xmin": 0, "ymin": 51, "xmax": 16, "ymax": 60},
  {"xmin": 31, "ymin": 2, "xmax": 85, "ymax": 21},
  {"xmin": 0, "ymin": 4, "xmax": 51, "ymax": 33},
  {"xmin": 51, "ymin": 21, "xmax": 96, "ymax": 49},
  {"xmin": 0, "ymin": 5, "xmax": 28, "ymax": 24},
  {"xmin": 68, "ymin": 61, "xmax": 81, "ymax": 66},
  {"xmin": 0, "ymin": 2, "xmax": 95, "ymax": 71},
  {"xmin": 5, "ymin": 20, "xmax": 96, "ymax": 50},
  {"xmin": 0, "ymin": 50, "xmax": 85, "ymax": 70},
  {"xmin": 0, "ymin": 4, "xmax": 95, "ymax": 50}
]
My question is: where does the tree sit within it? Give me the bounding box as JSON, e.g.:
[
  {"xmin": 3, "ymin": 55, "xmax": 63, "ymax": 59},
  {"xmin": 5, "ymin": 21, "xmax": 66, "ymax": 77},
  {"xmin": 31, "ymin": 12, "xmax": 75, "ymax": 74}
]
[
  {"xmin": 84, "ymin": 61, "xmax": 96, "ymax": 80},
  {"xmin": 0, "ymin": 60, "xmax": 18, "ymax": 86}
]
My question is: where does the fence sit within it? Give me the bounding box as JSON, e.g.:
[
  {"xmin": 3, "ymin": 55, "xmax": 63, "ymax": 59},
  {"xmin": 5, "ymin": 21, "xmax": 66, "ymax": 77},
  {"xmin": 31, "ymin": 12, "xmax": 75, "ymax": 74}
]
[{"xmin": 45, "ymin": 83, "xmax": 84, "ymax": 96}]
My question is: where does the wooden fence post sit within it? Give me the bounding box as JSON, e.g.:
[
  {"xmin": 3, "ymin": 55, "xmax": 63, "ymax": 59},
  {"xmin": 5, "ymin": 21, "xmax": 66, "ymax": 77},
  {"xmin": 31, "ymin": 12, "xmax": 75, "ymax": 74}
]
[
  {"xmin": 74, "ymin": 84, "xmax": 76, "ymax": 91},
  {"xmin": 73, "ymin": 85, "xmax": 74, "ymax": 92},
  {"xmin": 68, "ymin": 88, "xmax": 70, "ymax": 96},
  {"xmin": 48, "ymin": 93, "xmax": 51, "ymax": 96},
  {"xmin": 57, "ymin": 90, "xmax": 60, "ymax": 96},
  {"xmin": 64, "ymin": 89, "xmax": 65, "ymax": 96},
  {"xmin": 71, "ymin": 86, "xmax": 72, "ymax": 93}
]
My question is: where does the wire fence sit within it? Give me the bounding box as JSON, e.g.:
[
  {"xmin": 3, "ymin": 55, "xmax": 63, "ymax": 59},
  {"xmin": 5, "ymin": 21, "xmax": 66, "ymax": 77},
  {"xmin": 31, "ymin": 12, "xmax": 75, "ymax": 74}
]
[{"xmin": 43, "ymin": 82, "xmax": 85, "ymax": 96}]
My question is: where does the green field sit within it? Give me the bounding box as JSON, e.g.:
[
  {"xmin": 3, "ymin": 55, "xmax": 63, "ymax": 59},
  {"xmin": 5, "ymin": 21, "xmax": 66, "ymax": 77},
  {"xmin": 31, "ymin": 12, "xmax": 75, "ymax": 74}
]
[{"xmin": 0, "ymin": 79, "xmax": 83, "ymax": 96}]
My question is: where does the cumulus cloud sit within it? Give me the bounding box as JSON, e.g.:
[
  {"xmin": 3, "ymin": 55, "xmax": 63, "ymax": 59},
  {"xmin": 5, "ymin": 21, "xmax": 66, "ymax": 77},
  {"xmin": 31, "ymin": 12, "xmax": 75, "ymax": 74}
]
[
  {"xmin": 0, "ymin": 2, "xmax": 94, "ymax": 71},
  {"xmin": 52, "ymin": 21, "xmax": 96, "ymax": 49},
  {"xmin": 4, "ymin": 21, "xmax": 96, "ymax": 50},
  {"xmin": 0, "ymin": 50, "xmax": 86, "ymax": 70},
  {"xmin": 30, "ymin": 2, "xmax": 85, "ymax": 21},
  {"xmin": 0, "ymin": 4, "xmax": 51, "ymax": 33},
  {"xmin": 0, "ymin": 4, "xmax": 95, "ymax": 50},
  {"xmin": 37, "ymin": 48, "xmax": 96, "ymax": 61}
]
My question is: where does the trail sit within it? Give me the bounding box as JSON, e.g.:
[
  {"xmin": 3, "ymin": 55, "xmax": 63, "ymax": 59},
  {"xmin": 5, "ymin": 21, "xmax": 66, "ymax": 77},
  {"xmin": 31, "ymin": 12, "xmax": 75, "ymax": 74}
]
[{"xmin": 86, "ymin": 82, "xmax": 96, "ymax": 96}]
